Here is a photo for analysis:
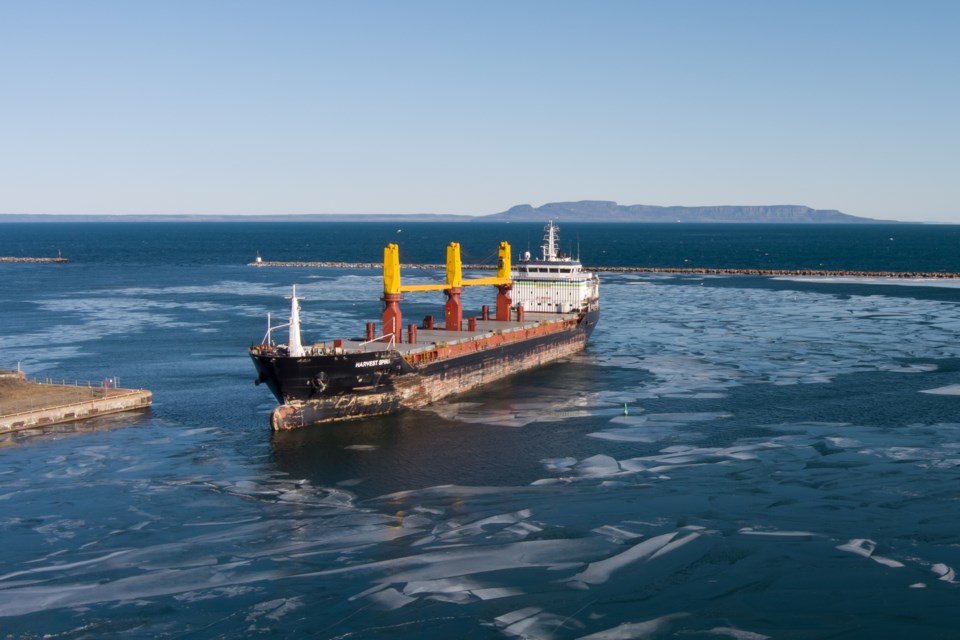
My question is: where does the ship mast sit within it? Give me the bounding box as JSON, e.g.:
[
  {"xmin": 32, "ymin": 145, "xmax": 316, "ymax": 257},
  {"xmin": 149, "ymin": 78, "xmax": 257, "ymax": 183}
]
[
  {"xmin": 541, "ymin": 220, "xmax": 559, "ymax": 261},
  {"xmin": 288, "ymin": 284, "xmax": 304, "ymax": 357}
]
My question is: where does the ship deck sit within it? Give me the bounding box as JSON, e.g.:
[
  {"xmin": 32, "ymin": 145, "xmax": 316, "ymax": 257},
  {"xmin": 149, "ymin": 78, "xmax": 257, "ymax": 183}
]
[{"xmin": 308, "ymin": 311, "xmax": 580, "ymax": 357}]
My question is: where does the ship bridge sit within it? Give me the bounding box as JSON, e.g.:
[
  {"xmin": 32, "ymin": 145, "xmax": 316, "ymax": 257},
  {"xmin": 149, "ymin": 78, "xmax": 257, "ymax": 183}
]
[{"xmin": 511, "ymin": 221, "xmax": 599, "ymax": 314}]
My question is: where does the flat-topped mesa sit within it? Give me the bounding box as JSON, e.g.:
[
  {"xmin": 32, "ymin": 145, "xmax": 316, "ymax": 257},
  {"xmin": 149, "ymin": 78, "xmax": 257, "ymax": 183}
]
[{"xmin": 248, "ymin": 221, "xmax": 601, "ymax": 429}]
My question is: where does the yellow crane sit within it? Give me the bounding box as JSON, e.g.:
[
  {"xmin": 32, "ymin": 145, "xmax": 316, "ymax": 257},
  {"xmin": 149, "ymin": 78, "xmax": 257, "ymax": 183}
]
[
  {"xmin": 381, "ymin": 240, "xmax": 513, "ymax": 340},
  {"xmin": 382, "ymin": 241, "xmax": 512, "ymax": 294}
]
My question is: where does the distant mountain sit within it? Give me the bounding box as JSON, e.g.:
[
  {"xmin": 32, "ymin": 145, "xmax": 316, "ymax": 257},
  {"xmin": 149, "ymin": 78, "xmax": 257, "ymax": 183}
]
[
  {"xmin": 0, "ymin": 201, "xmax": 888, "ymax": 223},
  {"xmin": 487, "ymin": 201, "xmax": 883, "ymax": 224}
]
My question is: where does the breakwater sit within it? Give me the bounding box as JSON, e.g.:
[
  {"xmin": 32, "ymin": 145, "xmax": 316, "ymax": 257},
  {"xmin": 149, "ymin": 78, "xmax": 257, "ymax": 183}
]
[
  {"xmin": 597, "ymin": 267, "xmax": 960, "ymax": 278},
  {"xmin": 251, "ymin": 260, "xmax": 479, "ymax": 270},
  {"xmin": 249, "ymin": 260, "xmax": 960, "ymax": 279},
  {"xmin": 0, "ymin": 256, "xmax": 69, "ymax": 263}
]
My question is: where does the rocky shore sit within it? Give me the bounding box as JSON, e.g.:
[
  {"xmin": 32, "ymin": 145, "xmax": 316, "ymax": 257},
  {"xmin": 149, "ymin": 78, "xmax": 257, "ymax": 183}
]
[
  {"xmin": 251, "ymin": 261, "xmax": 473, "ymax": 270},
  {"xmin": 595, "ymin": 267, "xmax": 960, "ymax": 278},
  {"xmin": 249, "ymin": 260, "xmax": 960, "ymax": 279}
]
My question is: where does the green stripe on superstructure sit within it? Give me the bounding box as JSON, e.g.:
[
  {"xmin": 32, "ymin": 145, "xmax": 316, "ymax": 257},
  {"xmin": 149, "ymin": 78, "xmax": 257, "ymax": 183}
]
[{"xmin": 514, "ymin": 281, "xmax": 585, "ymax": 287}]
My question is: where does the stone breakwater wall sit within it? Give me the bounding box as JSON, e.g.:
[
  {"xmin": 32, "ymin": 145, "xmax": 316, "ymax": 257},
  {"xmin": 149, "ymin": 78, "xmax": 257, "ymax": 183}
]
[
  {"xmin": 0, "ymin": 256, "xmax": 69, "ymax": 263},
  {"xmin": 597, "ymin": 267, "xmax": 960, "ymax": 278},
  {"xmin": 249, "ymin": 261, "xmax": 960, "ymax": 279},
  {"xmin": 251, "ymin": 261, "xmax": 459, "ymax": 270}
]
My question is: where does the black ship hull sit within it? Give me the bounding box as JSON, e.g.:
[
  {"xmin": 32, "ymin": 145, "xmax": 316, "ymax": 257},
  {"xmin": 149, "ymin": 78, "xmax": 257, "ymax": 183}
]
[{"xmin": 251, "ymin": 306, "xmax": 598, "ymax": 430}]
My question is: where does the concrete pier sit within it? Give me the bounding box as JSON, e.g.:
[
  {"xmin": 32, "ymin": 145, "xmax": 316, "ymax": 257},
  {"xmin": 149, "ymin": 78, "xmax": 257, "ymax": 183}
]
[{"xmin": 0, "ymin": 371, "xmax": 152, "ymax": 434}]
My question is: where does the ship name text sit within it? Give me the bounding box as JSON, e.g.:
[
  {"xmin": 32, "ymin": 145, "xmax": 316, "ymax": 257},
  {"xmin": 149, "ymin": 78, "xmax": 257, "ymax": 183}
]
[{"xmin": 355, "ymin": 359, "xmax": 392, "ymax": 368}]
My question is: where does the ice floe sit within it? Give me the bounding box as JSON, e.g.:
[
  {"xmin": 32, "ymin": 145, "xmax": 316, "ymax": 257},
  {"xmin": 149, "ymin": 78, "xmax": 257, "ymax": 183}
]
[
  {"xmin": 702, "ymin": 627, "xmax": 771, "ymax": 640},
  {"xmin": 920, "ymin": 384, "xmax": 960, "ymax": 395},
  {"xmin": 738, "ymin": 528, "xmax": 816, "ymax": 538},
  {"xmin": 931, "ymin": 563, "xmax": 957, "ymax": 583},
  {"xmin": 836, "ymin": 538, "xmax": 904, "ymax": 568},
  {"xmin": 577, "ymin": 613, "xmax": 690, "ymax": 639},
  {"xmin": 594, "ymin": 280, "xmax": 960, "ymax": 404},
  {"xmin": 569, "ymin": 529, "xmax": 705, "ymax": 587}
]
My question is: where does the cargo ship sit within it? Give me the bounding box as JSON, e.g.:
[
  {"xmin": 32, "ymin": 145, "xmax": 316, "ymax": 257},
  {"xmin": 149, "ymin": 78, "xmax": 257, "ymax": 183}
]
[{"xmin": 250, "ymin": 222, "xmax": 600, "ymax": 430}]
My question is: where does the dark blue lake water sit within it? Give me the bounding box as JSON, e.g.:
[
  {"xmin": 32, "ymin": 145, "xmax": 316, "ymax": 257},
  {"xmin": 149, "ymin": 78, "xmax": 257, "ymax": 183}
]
[{"xmin": 2, "ymin": 222, "xmax": 960, "ymax": 639}]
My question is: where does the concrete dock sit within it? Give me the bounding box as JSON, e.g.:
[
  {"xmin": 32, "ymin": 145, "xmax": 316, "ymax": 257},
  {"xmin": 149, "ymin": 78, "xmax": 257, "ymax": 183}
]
[{"xmin": 0, "ymin": 370, "xmax": 151, "ymax": 434}]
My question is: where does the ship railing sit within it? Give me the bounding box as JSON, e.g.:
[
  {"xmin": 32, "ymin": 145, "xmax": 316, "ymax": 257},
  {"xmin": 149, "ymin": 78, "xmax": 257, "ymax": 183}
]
[
  {"xmin": 358, "ymin": 332, "xmax": 396, "ymax": 352},
  {"xmin": 29, "ymin": 376, "xmax": 125, "ymax": 389},
  {"xmin": 262, "ymin": 318, "xmax": 292, "ymax": 346}
]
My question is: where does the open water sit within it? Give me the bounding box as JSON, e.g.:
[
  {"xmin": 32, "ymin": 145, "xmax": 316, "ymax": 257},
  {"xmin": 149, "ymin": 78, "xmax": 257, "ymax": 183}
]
[{"xmin": 1, "ymin": 222, "xmax": 960, "ymax": 639}]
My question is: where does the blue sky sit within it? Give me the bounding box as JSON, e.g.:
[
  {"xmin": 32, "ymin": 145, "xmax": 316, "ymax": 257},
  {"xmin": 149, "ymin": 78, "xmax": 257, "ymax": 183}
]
[{"xmin": 1, "ymin": 1, "xmax": 957, "ymax": 221}]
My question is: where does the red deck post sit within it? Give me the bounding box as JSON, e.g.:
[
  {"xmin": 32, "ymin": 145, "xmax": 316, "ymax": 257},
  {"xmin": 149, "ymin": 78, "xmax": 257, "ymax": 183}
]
[
  {"xmin": 496, "ymin": 284, "xmax": 512, "ymax": 321},
  {"xmin": 407, "ymin": 323, "xmax": 417, "ymax": 344},
  {"xmin": 381, "ymin": 292, "xmax": 403, "ymax": 343},
  {"xmin": 444, "ymin": 287, "xmax": 463, "ymax": 331}
]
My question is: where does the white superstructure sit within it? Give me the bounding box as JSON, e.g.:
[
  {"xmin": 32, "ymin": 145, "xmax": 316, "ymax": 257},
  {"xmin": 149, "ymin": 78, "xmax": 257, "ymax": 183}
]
[{"xmin": 511, "ymin": 221, "xmax": 600, "ymax": 314}]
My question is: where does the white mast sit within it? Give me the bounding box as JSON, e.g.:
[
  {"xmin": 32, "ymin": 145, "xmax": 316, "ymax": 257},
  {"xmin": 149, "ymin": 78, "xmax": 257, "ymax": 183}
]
[
  {"xmin": 542, "ymin": 220, "xmax": 559, "ymax": 261},
  {"xmin": 288, "ymin": 284, "xmax": 304, "ymax": 357}
]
